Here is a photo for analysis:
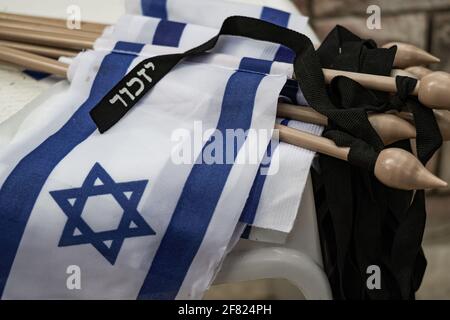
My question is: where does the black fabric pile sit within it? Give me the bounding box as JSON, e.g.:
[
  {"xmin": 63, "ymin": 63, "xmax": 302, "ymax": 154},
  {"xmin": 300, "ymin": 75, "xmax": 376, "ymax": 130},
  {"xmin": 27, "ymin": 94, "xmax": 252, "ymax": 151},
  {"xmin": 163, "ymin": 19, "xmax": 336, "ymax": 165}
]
[{"xmin": 309, "ymin": 26, "xmax": 443, "ymax": 299}]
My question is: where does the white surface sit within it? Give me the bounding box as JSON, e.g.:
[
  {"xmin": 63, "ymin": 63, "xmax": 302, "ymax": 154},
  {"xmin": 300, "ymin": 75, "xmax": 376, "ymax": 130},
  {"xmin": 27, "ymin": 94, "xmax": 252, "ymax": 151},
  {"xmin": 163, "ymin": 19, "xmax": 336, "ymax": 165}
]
[
  {"xmin": 0, "ymin": 0, "xmax": 125, "ymax": 124},
  {"xmin": 0, "ymin": 65, "xmax": 54, "ymax": 123}
]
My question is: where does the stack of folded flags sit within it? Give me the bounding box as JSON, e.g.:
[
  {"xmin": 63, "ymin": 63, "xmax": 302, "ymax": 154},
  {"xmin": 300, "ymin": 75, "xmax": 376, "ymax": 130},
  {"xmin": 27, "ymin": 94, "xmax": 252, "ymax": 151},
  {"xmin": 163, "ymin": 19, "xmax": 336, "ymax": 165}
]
[{"xmin": 0, "ymin": 0, "xmax": 322, "ymax": 299}]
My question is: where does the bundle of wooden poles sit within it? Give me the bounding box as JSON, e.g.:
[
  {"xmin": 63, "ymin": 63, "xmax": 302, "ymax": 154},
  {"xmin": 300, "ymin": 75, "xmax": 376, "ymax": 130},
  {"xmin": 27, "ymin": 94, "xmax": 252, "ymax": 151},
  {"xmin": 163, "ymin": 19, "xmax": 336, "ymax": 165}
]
[{"xmin": 0, "ymin": 12, "xmax": 449, "ymax": 191}]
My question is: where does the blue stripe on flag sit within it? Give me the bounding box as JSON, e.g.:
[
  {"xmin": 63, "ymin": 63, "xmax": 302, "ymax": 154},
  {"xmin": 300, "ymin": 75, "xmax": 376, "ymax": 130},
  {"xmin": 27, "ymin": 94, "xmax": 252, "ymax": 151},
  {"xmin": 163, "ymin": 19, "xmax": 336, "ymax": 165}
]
[
  {"xmin": 280, "ymin": 79, "xmax": 300, "ymax": 105},
  {"xmin": 153, "ymin": 20, "xmax": 187, "ymax": 47},
  {"xmin": 239, "ymin": 119, "xmax": 289, "ymax": 228},
  {"xmin": 260, "ymin": 7, "xmax": 290, "ymax": 27},
  {"xmin": 0, "ymin": 42, "xmax": 143, "ymax": 296},
  {"xmin": 239, "ymin": 57, "xmax": 273, "ymax": 74},
  {"xmin": 141, "ymin": 0, "xmax": 168, "ymax": 19},
  {"xmin": 241, "ymin": 225, "xmax": 252, "ymax": 239},
  {"xmin": 115, "ymin": 41, "xmax": 147, "ymax": 54},
  {"xmin": 138, "ymin": 61, "xmax": 267, "ymax": 300},
  {"xmin": 239, "ymin": 142, "xmax": 273, "ymax": 224},
  {"xmin": 237, "ymin": 57, "xmax": 276, "ymax": 226},
  {"xmin": 274, "ymin": 45, "xmax": 295, "ymax": 63},
  {"xmin": 23, "ymin": 70, "xmax": 50, "ymax": 80},
  {"xmin": 260, "ymin": 7, "xmax": 295, "ymax": 64}
]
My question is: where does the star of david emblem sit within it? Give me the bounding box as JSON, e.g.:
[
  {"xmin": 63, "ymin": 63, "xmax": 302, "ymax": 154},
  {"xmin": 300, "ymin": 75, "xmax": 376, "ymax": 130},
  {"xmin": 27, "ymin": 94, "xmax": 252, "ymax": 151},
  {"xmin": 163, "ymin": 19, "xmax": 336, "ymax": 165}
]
[{"xmin": 50, "ymin": 163, "xmax": 155, "ymax": 265}]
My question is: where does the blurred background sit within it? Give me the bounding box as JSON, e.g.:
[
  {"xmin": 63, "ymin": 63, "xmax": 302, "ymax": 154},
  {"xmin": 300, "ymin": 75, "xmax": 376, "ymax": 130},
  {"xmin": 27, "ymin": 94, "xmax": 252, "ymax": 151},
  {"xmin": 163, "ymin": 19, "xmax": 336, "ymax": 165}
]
[{"xmin": 0, "ymin": 0, "xmax": 449, "ymax": 299}]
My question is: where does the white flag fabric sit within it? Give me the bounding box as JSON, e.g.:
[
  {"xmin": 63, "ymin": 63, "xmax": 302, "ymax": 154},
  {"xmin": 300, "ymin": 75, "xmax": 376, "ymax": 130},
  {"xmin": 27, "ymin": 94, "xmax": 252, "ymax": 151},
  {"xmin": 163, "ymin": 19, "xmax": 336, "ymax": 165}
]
[
  {"xmin": 0, "ymin": 42, "xmax": 287, "ymax": 299},
  {"xmin": 240, "ymin": 118, "xmax": 322, "ymax": 243}
]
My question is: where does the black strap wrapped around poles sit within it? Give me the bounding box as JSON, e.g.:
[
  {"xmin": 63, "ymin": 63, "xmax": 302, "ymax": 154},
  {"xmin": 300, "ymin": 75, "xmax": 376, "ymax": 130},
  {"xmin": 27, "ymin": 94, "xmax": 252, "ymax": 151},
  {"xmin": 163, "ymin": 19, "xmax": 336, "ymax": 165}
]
[{"xmin": 312, "ymin": 26, "xmax": 442, "ymax": 300}]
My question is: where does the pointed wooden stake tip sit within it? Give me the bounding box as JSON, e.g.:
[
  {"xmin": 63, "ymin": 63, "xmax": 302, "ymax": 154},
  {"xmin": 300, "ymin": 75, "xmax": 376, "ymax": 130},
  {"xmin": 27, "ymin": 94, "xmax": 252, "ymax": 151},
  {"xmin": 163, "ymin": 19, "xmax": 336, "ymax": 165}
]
[
  {"xmin": 375, "ymin": 148, "xmax": 447, "ymax": 190},
  {"xmin": 383, "ymin": 42, "xmax": 440, "ymax": 68},
  {"xmin": 368, "ymin": 113, "xmax": 416, "ymax": 145}
]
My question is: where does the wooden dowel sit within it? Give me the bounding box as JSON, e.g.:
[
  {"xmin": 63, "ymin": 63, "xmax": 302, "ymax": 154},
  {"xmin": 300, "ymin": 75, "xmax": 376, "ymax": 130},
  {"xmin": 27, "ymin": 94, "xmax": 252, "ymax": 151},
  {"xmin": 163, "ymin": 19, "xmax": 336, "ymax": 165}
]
[
  {"xmin": 277, "ymin": 103, "xmax": 450, "ymax": 143},
  {"xmin": 0, "ymin": 20, "xmax": 100, "ymax": 39},
  {"xmin": 405, "ymin": 66, "xmax": 433, "ymax": 79},
  {"xmin": 0, "ymin": 46, "xmax": 444, "ymax": 190},
  {"xmin": 0, "ymin": 27, "xmax": 94, "ymax": 50},
  {"xmin": 0, "ymin": 12, "xmax": 107, "ymax": 33},
  {"xmin": 276, "ymin": 123, "xmax": 349, "ymax": 161},
  {"xmin": 0, "ymin": 45, "xmax": 67, "ymax": 77},
  {"xmin": 0, "ymin": 40, "xmax": 78, "ymax": 58},
  {"xmin": 276, "ymin": 124, "xmax": 447, "ymax": 190},
  {"xmin": 390, "ymin": 68, "xmax": 417, "ymax": 78},
  {"xmin": 323, "ymin": 68, "xmax": 450, "ymax": 110},
  {"xmin": 322, "ymin": 68, "xmax": 419, "ymax": 95},
  {"xmin": 277, "ymin": 103, "xmax": 419, "ymax": 145}
]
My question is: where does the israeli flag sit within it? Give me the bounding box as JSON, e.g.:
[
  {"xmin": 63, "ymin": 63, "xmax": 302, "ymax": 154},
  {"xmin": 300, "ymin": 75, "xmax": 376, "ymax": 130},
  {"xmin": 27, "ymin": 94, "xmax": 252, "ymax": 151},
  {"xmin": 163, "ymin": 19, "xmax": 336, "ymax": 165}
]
[{"xmin": 0, "ymin": 42, "xmax": 287, "ymax": 299}]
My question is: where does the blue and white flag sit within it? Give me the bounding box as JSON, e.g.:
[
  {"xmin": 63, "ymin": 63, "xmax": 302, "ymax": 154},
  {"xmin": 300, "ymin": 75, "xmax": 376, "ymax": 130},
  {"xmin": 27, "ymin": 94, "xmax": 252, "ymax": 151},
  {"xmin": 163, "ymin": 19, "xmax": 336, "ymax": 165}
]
[{"xmin": 0, "ymin": 43, "xmax": 287, "ymax": 299}]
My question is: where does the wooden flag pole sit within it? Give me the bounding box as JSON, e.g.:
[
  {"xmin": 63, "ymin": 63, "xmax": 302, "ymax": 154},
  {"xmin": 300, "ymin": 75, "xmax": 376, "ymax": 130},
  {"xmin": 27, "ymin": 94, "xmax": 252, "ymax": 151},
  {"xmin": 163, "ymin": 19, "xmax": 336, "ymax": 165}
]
[
  {"xmin": 0, "ymin": 45, "xmax": 68, "ymax": 77},
  {"xmin": 405, "ymin": 66, "xmax": 433, "ymax": 79},
  {"xmin": 320, "ymin": 68, "xmax": 450, "ymax": 110},
  {"xmin": 277, "ymin": 103, "xmax": 419, "ymax": 145},
  {"xmin": 0, "ymin": 20, "xmax": 100, "ymax": 39},
  {"xmin": 0, "ymin": 40, "xmax": 78, "ymax": 59},
  {"xmin": 0, "ymin": 27, "xmax": 95, "ymax": 50}
]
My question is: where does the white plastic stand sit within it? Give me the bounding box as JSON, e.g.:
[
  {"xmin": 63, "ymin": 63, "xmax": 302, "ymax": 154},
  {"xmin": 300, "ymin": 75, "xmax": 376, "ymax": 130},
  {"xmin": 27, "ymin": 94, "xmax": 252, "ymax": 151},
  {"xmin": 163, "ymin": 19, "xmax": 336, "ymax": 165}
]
[{"xmin": 215, "ymin": 175, "xmax": 333, "ymax": 299}]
